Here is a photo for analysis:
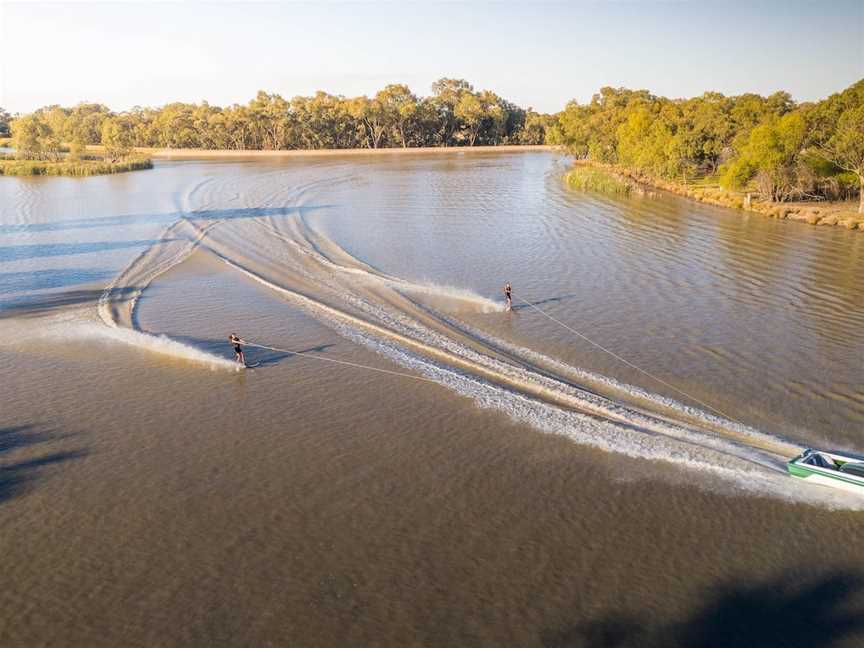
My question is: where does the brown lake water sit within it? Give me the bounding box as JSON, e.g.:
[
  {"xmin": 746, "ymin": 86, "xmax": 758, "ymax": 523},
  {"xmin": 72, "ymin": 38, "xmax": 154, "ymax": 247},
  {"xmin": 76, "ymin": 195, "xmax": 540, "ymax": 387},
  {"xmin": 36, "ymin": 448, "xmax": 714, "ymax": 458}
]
[{"xmin": 2, "ymin": 151, "xmax": 864, "ymax": 646}]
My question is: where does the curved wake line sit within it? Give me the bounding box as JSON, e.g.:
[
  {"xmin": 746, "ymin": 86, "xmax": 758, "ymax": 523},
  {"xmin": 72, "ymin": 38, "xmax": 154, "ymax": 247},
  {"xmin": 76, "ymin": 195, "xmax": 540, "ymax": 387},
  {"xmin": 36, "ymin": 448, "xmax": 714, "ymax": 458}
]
[
  {"xmin": 428, "ymin": 309, "xmax": 801, "ymax": 458},
  {"xmin": 86, "ymin": 179, "xmax": 328, "ymax": 370},
  {"xmin": 92, "ymin": 215, "xmax": 239, "ymax": 370},
  {"xmin": 73, "ymin": 322, "xmax": 238, "ymax": 370},
  {"xmin": 254, "ymin": 219, "xmax": 506, "ymax": 313}
]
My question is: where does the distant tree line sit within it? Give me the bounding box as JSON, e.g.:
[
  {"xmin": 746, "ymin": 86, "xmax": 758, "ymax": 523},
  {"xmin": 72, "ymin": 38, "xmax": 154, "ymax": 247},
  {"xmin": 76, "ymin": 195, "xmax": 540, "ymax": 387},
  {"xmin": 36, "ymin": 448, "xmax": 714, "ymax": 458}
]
[
  {"xmin": 3, "ymin": 79, "xmax": 553, "ymax": 162},
  {"xmin": 549, "ymin": 80, "xmax": 864, "ymax": 211},
  {"xmin": 4, "ymin": 78, "xmax": 861, "ymax": 211}
]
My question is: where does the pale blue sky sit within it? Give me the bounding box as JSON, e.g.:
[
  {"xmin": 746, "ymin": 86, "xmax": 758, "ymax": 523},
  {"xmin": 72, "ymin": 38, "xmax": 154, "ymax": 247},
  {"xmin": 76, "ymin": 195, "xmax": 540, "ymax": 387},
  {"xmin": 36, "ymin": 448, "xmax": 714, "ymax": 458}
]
[{"xmin": 1, "ymin": 1, "xmax": 862, "ymax": 114}]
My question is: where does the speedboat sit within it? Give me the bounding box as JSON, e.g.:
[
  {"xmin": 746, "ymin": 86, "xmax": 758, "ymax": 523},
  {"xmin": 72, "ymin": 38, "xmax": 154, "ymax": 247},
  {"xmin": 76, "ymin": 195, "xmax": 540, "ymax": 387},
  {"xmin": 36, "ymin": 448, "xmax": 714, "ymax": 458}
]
[{"xmin": 788, "ymin": 448, "xmax": 864, "ymax": 494}]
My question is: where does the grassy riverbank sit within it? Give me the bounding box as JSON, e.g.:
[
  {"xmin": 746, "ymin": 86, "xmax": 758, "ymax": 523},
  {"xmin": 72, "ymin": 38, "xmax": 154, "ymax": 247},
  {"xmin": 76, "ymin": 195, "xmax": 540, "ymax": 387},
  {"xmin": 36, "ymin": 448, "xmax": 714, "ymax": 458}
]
[
  {"xmin": 0, "ymin": 157, "xmax": 153, "ymax": 176},
  {"xmin": 567, "ymin": 161, "xmax": 864, "ymax": 231},
  {"xmin": 565, "ymin": 165, "xmax": 633, "ymax": 195}
]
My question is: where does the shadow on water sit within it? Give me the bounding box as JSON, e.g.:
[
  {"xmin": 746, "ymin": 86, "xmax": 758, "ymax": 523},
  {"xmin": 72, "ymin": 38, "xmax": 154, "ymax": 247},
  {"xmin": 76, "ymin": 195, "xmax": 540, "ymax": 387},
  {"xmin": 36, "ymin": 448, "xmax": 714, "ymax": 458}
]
[
  {"xmin": 252, "ymin": 343, "xmax": 336, "ymax": 368},
  {"xmin": 0, "ymin": 286, "xmax": 139, "ymax": 319},
  {"xmin": 172, "ymin": 335, "xmax": 337, "ymax": 367},
  {"xmin": 541, "ymin": 571, "xmax": 864, "ymax": 648},
  {"xmin": 0, "ymin": 205, "xmax": 332, "ymax": 235},
  {"xmin": 0, "ymin": 239, "xmax": 170, "ymax": 263},
  {"xmin": 0, "ymin": 268, "xmax": 113, "ymax": 295},
  {"xmin": 0, "ymin": 425, "xmax": 86, "ymax": 505},
  {"xmin": 511, "ymin": 293, "xmax": 579, "ymax": 312}
]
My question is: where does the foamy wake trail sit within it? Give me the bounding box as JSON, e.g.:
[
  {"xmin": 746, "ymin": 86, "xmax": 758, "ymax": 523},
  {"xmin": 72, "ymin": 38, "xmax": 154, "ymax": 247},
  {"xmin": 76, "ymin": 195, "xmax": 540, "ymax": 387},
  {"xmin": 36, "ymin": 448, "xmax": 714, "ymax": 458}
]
[
  {"xmin": 71, "ymin": 321, "xmax": 238, "ymax": 371},
  {"xmin": 336, "ymin": 327, "xmax": 864, "ymax": 511},
  {"xmin": 428, "ymin": 311, "xmax": 801, "ymax": 456},
  {"xmin": 395, "ymin": 282, "xmax": 504, "ymax": 313}
]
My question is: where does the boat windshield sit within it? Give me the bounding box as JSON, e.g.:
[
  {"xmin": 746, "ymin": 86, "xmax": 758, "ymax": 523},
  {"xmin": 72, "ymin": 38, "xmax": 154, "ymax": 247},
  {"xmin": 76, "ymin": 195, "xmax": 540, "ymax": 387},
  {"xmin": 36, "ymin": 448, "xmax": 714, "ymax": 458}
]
[{"xmin": 804, "ymin": 453, "xmax": 838, "ymax": 470}]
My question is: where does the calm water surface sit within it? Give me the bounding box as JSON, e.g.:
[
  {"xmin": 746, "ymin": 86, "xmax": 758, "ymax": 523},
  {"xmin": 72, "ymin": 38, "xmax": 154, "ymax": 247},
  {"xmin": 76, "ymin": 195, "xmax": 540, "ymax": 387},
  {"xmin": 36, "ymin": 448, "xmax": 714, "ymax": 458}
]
[{"xmin": 2, "ymin": 152, "xmax": 864, "ymax": 646}]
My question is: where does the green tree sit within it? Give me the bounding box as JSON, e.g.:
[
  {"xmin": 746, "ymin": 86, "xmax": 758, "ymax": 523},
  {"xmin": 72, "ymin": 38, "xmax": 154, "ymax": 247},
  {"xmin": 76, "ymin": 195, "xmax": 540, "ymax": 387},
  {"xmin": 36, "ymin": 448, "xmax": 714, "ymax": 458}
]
[
  {"xmin": 348, "ymin": 95, "xmax": 387, "ymax": 149},
  {"xmin": 11, "ymin": 113, "xmax": 53, "ymax": 159},
  {"xmin": 477, "ymin": 90, "xmax": 508, "ymax": 145},
  {"xmin": 101, "ymin": 116, "xmax": 135, "ymax": 160},
  {"xmin": 38, "ymin": 106, "xmax": 69, "ymax": 142},
  {"xmin": 151, "ymin": 103, "xmax": 198, "ymax": 148},
  {"xmin": 292, "ymin": 92, "xmax": 359, "ymax": 149},
  {"xmin": 816, "ymin": 105, "xmax": 864, "ymax": 213},
  {"xmin": 454, "ymin": 93, "xmax": 484, "ymax": 146},
  {"xmin": 618, "ymin": 104, "xmax": 684, "ymax": 177},
  {"xmin": 376, "ymin": 84, "xmax": 418, "ymax": 148},
  {"xmin": 0, "ymin": 107, "xmax": 10, "ymax": 137},
  {"xmin": 520, "ymin": 110, "xmax": 553, "ymax": 145},
  {"xmin": 248, "ymin": 91, "xmax": 291, "ymax": 150},
  {"xmin": 65, "ymin": 103, "xmax": 111, "ymax": 145},
  {"xmin": 805, "ymin": 80, "xmax": 864, "ymax": 212},
  {"xmin": 405, "ymin": 98, "xmax": 442, "ymax": 147},
  {"xmin": 430, "ymin": 78, "xmax": 473, "ymax": 145},
  {"xmin": 223, "ymin": 105, "xmax": 254, "ymax": 150},
  {"xmin": 720, "ymin": 112, "xmax": 807, "ymax": 201}
]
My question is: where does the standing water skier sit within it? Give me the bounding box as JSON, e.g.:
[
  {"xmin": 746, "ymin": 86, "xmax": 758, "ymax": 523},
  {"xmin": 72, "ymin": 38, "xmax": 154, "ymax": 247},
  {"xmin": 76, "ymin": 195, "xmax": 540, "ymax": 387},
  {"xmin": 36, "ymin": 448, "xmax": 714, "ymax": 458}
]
[
  {"xmin": 229, "ymin": 333, "xmax": 246, "ymax": 365},
  {"xmin": 504, "ymin": 282, "xmax": 513, "ymax": 310}
]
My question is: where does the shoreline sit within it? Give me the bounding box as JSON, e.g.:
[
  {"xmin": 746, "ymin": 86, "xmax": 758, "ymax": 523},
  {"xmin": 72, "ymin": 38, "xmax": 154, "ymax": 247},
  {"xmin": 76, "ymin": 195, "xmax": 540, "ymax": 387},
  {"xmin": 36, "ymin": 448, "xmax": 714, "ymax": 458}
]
[
  {"xmin": 86, "ymin": 144, "xmax": 554, "ymax": 159},
  {"xmin": 0, "ymin": 156, "xmax": 152, "ymax": 177},
  {"xmin": 572, "ymin": 161, "xmax": 864, "ymax": 231}
]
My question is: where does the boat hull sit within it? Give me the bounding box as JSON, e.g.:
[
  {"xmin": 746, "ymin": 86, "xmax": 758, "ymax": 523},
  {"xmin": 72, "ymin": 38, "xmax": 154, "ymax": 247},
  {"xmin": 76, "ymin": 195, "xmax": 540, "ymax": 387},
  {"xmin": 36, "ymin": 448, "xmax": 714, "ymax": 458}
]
[{"xmin": 788, "ymin": 450, "xmax": 864, "ymax": 495}]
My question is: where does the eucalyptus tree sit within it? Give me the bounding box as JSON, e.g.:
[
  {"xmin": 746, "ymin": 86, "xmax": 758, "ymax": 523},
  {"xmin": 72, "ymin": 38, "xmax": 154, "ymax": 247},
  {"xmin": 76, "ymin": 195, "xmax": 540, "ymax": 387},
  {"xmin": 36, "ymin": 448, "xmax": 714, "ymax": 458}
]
[
  {"xmin": 100, "ymin": 115, "xmax": 136, "ymax": 160},
  {"xmin": 292, "ymin": 92, "xmax": 360, "ymax": 149},
  {"xmin": 222, "ymin": 105, "xmax": 254, "ymax": 150},
  {"xmin": 825, "ymin": 106, "xmax": 864, "ymax": 213},
  {"xmin": 376, "ymin": 84, "xmax": 418, "ymax": 148},
  {"xmin": 476, "ymin": 90, "xmax": 507, "ymax": 145},
  {"xmin": 151, "ymin": 103, "xmax": 198, "ymax": 148},
  {"xmin": 65, "ymin": 103, "xmax": 111, "ymax": 145},
  {"xmin": 520, "ymin": 110, "xmax": 554, "ymax": 145},
  {"xmin": 0, "ymin": 107, "xmax": 10, "ymax": 137},
  {"xmin": 348, "ymin": 95, "xmax": 388, "ymax": 149},
  {"xmin": 431, "ymin": 78, "xmax": 473, "ymax": 145},
  {"xmin": 454, "ymin": 93, "xmax": 484, "ymax": 145},
  {"xmin": 720, "ymin": 112, "xmax": 807, "ymax": 201},
  {"xmin": 12, "ymin": 113, "xmax": 54, "ymax": 159},
  {"xmin": 248, "ymin": 91, "xmax": 292, "ymax": 150},
  {"xmin": 806, "ymin": 80, "xmax": 864, "ymax": 212}
]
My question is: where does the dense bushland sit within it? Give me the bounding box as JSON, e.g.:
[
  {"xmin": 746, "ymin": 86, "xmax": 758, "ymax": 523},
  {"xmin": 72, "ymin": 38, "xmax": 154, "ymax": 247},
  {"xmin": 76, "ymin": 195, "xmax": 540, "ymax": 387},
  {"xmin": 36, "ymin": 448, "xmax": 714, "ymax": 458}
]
[{"xmin": 549, "ymin": 80, "xmax": 864, "ymax": 212}]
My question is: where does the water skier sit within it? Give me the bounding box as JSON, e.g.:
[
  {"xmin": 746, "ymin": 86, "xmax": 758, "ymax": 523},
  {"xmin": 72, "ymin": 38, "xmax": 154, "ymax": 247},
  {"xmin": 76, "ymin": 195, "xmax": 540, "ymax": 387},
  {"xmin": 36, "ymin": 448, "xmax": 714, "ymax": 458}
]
[
  {"xmin": 229, "ymin": 333, "xmax": 246, "ymax": 365},
  {"xmin": 504, "ymin": 282, "xmax": 513, "ymax": 311}
]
